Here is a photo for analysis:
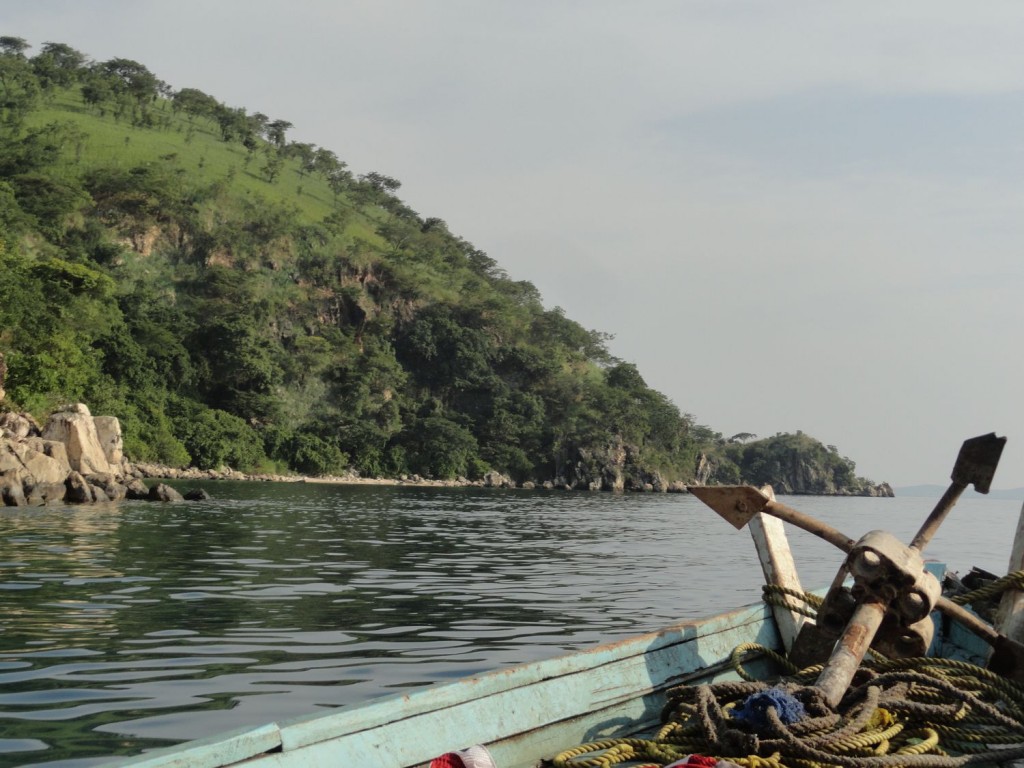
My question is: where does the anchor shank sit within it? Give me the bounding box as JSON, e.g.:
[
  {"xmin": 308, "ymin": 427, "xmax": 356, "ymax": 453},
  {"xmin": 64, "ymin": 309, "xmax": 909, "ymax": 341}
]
[
  {"xmin": 763, "ymin": 500, "xmax": 857, "ymax": 553},
  {"xmin": 814, "ymin": 597, "xmax": 888, "ymax": 707},
  {"xmin": 910, "ymin": 483, "xmax": 966, "ymax": 552}
]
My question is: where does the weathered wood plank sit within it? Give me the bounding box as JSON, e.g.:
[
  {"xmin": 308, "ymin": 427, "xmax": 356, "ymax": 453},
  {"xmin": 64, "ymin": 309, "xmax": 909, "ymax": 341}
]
[
  {"xmin": 748, "ymin": 484, "xmax": 806, "ymax": 653},
  {"xmin": 997, "ymin": 500, "xmax": 1024, "ymax": 641}
]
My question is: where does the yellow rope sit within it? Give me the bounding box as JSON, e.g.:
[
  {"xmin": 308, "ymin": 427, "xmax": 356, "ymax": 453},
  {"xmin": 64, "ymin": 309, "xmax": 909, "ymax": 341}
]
[{"xmin": 949, "ymin": 570, "xmax": 1024, "ymax": 606}]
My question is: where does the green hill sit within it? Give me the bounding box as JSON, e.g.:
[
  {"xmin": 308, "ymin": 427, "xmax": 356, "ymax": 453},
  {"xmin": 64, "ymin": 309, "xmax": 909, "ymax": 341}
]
[{"xmin": 0, "ymin": 37, "xmax": 885, "ymax": 494}]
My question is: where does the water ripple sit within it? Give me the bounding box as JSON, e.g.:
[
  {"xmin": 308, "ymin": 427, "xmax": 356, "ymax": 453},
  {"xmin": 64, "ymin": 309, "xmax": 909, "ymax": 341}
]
[{"xmin": 0, "ymin": 484, "xmax": 1018, "ymax": 767}]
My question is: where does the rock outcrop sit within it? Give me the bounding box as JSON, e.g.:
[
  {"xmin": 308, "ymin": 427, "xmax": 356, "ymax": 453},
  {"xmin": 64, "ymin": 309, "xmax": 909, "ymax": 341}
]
[
  {"xmin": 690, "ymin": 433, "xmax": 895, "ymax": 498},
  {"xmin": 0, "ymin": 403, "xmax": 201, "ymax": 506},
  {"xmin": 554, "ymin": 439, "xmax": 671, "ymax": 493},
  {"xmin": 41, "ymin": 403, "xmax": 114, "ymax": 475}
]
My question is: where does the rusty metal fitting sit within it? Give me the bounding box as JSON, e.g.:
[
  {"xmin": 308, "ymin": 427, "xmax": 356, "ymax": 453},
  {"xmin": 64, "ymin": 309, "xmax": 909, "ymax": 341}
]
[
  {"xmin": 873, "ymin": 614, "xmax": 935, "ymax": 658},
  {"xmin": 846, "ymin": 530, "xmax": 940, "ymax": 624}
]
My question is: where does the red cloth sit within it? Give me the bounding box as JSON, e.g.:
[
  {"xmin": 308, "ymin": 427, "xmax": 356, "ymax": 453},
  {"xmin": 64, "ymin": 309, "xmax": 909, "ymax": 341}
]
[
  {"xmin": 665, "ymin": 754, "xmax": 720, "ymax": 768},
  {"xmin": 429, "ymin": 754, "xmax": 466, "ymax": 768}
]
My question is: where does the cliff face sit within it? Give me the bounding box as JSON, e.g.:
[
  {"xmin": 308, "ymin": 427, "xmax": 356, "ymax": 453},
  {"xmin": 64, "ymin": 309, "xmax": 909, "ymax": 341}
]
[{"xmin": 554, "ymin": 440, "xmax": 672, "ymax": 492}]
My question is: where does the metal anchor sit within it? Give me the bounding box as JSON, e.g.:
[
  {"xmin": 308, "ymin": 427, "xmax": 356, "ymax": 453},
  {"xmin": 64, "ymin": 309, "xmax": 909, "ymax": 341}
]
[{"xmin": 689, "ymin": 433, "xmax": 1007, "ymax": 707}]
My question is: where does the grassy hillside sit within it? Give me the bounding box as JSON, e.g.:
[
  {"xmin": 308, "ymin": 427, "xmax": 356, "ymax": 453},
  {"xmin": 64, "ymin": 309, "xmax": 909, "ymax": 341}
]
[
  {"xmin": 0, "ymin": 38, "xmax": 883, "ymax": 493},
  {"xmin": 25, "ymin": 87, "xmax": 383, "ymax": 236}
]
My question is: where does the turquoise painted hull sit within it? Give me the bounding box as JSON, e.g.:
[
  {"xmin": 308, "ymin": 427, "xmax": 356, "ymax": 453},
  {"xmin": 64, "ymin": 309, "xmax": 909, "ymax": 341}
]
[{"xmin": 102, "ymin": 601, "xmax": 789, "ymax": 768}]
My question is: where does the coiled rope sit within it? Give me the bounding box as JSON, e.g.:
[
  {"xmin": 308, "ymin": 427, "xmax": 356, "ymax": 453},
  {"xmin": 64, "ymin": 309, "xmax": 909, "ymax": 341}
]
[
  {"xmin": 547, "ymin": 577, "xmax": 1024, "ymax": 768},
  {"xmin": 948, "ymin": 571, "xmax": 1024, "ymax": 607}
]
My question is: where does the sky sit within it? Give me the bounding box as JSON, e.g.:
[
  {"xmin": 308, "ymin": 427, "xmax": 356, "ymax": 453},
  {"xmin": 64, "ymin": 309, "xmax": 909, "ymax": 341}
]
[{"xmin": 5, "ymin": 1, "xmax": 1024, "ymax": 489}]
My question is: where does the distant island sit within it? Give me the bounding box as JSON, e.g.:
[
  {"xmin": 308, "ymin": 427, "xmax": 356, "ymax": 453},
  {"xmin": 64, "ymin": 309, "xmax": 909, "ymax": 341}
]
[
  {"xmin": 0, "ymin": 37, "xmax": 889, "ymax": 496},
  {"xmin": 895, "ymin": 485, "xmax": 1024, "ymax": 501}
]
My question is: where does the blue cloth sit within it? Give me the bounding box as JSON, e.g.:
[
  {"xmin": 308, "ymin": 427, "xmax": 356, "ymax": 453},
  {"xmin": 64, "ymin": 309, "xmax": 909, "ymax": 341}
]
[{"xmin": 730, "ymin": 687, "xmax": 806, "ymax": 730}]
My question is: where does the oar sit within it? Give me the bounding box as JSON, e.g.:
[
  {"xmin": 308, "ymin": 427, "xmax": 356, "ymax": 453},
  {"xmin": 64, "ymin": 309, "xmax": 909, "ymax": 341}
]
[{"xmin": 689, "ymin": 433, "xmax": 1008, "ymax": 706}]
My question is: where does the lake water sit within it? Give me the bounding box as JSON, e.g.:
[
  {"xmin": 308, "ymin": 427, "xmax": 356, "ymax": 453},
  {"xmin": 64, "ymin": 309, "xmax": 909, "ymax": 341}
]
[{"xmin": 0, "ymin": 483, "xmax": 1020, "ymax": 767}]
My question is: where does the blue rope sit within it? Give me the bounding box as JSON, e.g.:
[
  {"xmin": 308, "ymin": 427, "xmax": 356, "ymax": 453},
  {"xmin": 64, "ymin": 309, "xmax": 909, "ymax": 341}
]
[{"xmin": 731, "ymin": 686, "xmax": 806, "ymax": 730}]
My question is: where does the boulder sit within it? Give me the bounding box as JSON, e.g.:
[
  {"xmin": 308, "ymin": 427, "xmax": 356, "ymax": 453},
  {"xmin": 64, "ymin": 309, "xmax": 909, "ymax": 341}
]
[
  {"xmin": 0, "ymin": 440, "xmax": 22, "ymax": 475},
  {"xmin": 1, "ymin": 474, "xmax": 27, "ymax": 506},
  {"xmin": 148, "ymin": 483, "xmax": 184, "ymax": 502},
  {"xmin": 93, "ymin": 416, "xmax": 123, "ymax": 465},
  {"xmin": 42, "ymin": 404, "xmax": 114, "ymax": 476},
  {"xmin": 24, "ymin": 438, "xmax": 69, "ymax": 469},
  {"xmin": 13, "ymin": 442, "xmax": 69, "ymax": 486},
  {"xmin": 0, "ymin": 438, "xmax": 72, "ymax": 506},
  {"xmin": 184, "ymin": 488, "xmax": 211, "ymax": 501},
  {"xmin": 0, "ymin": 411, "xmax": 41, "ymax": 439},
  {"xmin": 65, "ymin": 471, "xmax": 93, "ymax": 503},
  {"xmin": 125, "ymin": 479, "xmax": 150, "ymax": 500},
  {"xmin": 25, "ymin": 481, "xmax": 67, "ymax": 505},
  {"xmin": 86, "ymin": 473, "xmax": 127, "ymax": 502},
  {"xmin": 482, "ymin": 471, "xmax": 514, "ymax": 488}
]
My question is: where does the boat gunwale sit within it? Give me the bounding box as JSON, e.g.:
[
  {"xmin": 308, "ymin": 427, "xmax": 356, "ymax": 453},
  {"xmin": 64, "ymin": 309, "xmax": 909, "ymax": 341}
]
[{"xmin": 104, "ymin": 600, "xmax": 777, "ymax": 767}]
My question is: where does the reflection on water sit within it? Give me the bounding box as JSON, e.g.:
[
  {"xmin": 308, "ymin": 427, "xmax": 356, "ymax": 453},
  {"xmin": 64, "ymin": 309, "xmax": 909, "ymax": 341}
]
[{"xmin": 0, "ymin": 484, "xmax": 1019, "ymax": 767}]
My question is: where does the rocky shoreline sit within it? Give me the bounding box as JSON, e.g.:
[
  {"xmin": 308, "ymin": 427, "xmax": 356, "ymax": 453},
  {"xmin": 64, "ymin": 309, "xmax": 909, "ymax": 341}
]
[
  {"xmin": 129, "ymin": 461, "xmax": 692, "ymax": 492},
  {"xmin": 0, "ymin": 404, "xmax": 202, "ymax": 505},
  {"xmin": 0, "ymin": 402, "xmax": 558, "ymax": 506},
  {"xmin": 0, "ymin": 402, "xmax": 892, "ymax": 507}
]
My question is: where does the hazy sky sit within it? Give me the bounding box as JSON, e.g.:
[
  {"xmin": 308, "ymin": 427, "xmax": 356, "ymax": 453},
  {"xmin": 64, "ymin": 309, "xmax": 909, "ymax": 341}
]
[{"xmin": 6, "ymin": 1, "xmax": 1024, "ymax": 488}]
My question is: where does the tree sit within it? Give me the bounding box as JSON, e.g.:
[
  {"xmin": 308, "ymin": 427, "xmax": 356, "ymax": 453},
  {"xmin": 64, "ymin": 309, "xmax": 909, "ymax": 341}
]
[
  {"xmin": 404, "ymin": 415, "xmax": 480, "ymax": 479},
  {"xmin": 0, "ymin": 51, "xmax": 40, "ymax": 128},
  {"xmin": 31, "ymin": 42, "xmax": 87, "ymax": 90},
  {"xmin": 10, "ymin": 172, "xmax": 90, "ymax": 240},
  {"xmin": 312, "ymin": 147, "xmax": 343, "ymax": 178},
  {"xmin": 100, "ymin": 58, "xmax": 158, "ymax": 100},
  {"xmin": 98, "ymin": 58, "xmax": 159, "ymax": 123},
  {"xmin": 260, "ymin": 149, "xmax": 283, "ymax": 183},
  {"xmin": 361, "ymin": 171, "xmax": 402, "ymax": 193},
  {"xmin": 334, "ymin": 339, "xmax": 408, "ymax": 476},
  {"xmin": 265, "ymin": 119, "xmax": 292, "ymax": 148},
  {"xmin": 0, "ymin": 37, "xmax": 29, "ymax": 57},
  {"xmin": 212, "ymin": 104, "xmax": 248, "ymax": 142},
  {"xmin": 80, "ymin": 70, "xmax": 115, "ymax": 113},
  {"xmin": 287, "ymin": 430, "xmax": 348, "ymax": 476},
  {"xmin": 173, "ymin": 87, "xmax": 220, "ymax": 121},
  {"xmin": 327, "ymin": 168, "xmax": 352, "ymax": 203},
  {"xmin": 168, "ymin": 398, "xmax": 266, "ymax": 470},
  {"xmin": 248, "ymin": 112, "xmax": 269, "ymax": 137}
]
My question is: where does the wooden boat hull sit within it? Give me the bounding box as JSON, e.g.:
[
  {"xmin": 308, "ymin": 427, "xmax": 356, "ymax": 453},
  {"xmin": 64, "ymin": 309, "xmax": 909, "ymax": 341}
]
[{"xmin": 106, "ymin": 602, "xmax": 783, "ymax": 768}]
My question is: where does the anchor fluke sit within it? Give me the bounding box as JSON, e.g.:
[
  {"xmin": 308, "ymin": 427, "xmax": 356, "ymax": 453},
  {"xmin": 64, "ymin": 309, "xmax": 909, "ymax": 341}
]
[
  {"xmin": 951, "ymin": 432, "xmax": 1006, "ymax": 494},
  {"xmin": 687, "ymin": 485, "xmax": 771, "ymax": 530}
]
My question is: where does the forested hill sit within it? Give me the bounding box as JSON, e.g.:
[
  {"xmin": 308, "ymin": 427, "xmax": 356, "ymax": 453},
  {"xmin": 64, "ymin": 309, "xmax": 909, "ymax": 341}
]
[{"xmin": 0, "ymin": 37, "xmax": 888, "ymax": 495}]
